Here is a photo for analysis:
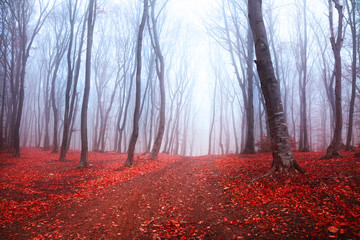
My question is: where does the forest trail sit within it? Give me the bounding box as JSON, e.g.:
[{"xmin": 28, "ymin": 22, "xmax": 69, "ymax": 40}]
[{"xmin": 2, "ymin": 156, "xmax": 245, "ymax": 239}]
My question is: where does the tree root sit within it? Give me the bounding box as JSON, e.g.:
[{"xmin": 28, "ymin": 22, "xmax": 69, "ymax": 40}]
[{"xmin": 248, "ymin": 162, "xmax": 305, "ymax": 184}]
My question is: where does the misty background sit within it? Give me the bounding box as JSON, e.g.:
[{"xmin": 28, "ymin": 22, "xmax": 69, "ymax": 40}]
[{"xmin": 0, "ymin": 0, "xmax": 359, "ymax": 156}]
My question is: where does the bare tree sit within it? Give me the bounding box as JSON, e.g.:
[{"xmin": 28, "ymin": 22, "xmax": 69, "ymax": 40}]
[
  {"xmin": 323, "ymin": 0, "xmax": 343, "ymax": 159},
  {"xmin": 0, "ymin": 2, "xmax": 9, "ymax": 149},
  {"xmin": 296, "ymin": 0, "xmax": 310, "ymax": 152},
  {"xmin": 248, "ymin": 0, "xmax": 304, "ymax": 173},
  {"xmin": 148, "ymin": 0, "xmax": 167, "ymax": 160},
  {"xmin": 6, "ymin": 0, "xmax": 51, "ymax": 157},
  {"xmin": 220, "ymin": 0, "xmax": 255, "ymax": 154},
  {"xmin": 79, "ymin": 0, "xmax": 97, "ymax": 168},
  {"xmin": 345, "ymin": 0, "xmax": 357, "ymax": 150},
  {"xmin": 59, "ymin": 0, "xmax": 86, "ymax": 161},
  {"xmin": 125, "ymin": 0, "xmax": 148, "ymax": 167}
]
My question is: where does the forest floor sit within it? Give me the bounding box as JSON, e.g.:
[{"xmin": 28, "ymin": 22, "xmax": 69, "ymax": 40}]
[{"xmin": 0, "ymin": 148, "xmax": 360, "ymax": 239}]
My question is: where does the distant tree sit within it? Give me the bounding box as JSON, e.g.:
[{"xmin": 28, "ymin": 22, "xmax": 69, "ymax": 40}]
[
  {"xmin": 248, "ymin": 0, "xmax": 304, "ymax": 173},
  {"xmin": 221, "ymin": 0, "xmax": 255, "ymax": 154},
  {"xmin": 296, "ymin": 0, "xmax": 310, "ymax": 152},
  {"xmin": 92, "ymin": 20, "xmax": 119, "ymax": 152},
  {"xmin": 59, "ymin": 0, "xmax": 86, "ymax": 161},
  {"xmin": 0, "ymin": 3, "xmax": 9, "ymax": 150},
  {"xmin": 79, "ymin": 0, "xmax": 97, "ymax": 168},
  {"xmin": 6, "ymin": 0, "xmax": 51, "ymax": 157},
  {"xmin": 125, "ymin": 0, "xmax": 148, "ymax": 167},
  {"xmin": 43, "ymin": 6, "xmax": 68, "ymax": 152},
  {"xmin": 323, "ymin": 0, "xmax": 344, "ymax": 159}
]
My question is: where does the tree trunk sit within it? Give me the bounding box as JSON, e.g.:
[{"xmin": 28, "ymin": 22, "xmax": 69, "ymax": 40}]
[
  {"xmin": 59, "ymin": 3, "xmax": 76, "ymax": 161},
  {"xmin": 51, "ymin": 67, "xmax": 59, "ymax": 153},
  {"xmin": 0, "ymin": 16, "xmax": 7, "ymax": 149},
  {"xmin": 248, "ymin": 0, "xmax": 304, "ymax": 173},
  {"xmin": 243, "ymin": 27, "xmax": 255, "ymax": 154},
  {"xmin": 323, "ymin": 0, "xmax": 343, "ymax": 159},
  {"xmin": 208, "ymin": 80, "xmax": 217, "ymax": 155},
  {"xmin": 298, "ymin": 0, "xmax": 310, "ymax": 152},
  {"xmin": 345, "ymin": 0, "xmax": 356, "ymax": 151},
  {"xmin": 149, "ymin": 1, "xmax": 166, "ymax": 160},
  {"xmin": 79, "ymin": 0, "xmax": 97, "ymax": 168},
  {"xmin": 124, "ymin": 0, "xmax": 148, "ymax": 167}
]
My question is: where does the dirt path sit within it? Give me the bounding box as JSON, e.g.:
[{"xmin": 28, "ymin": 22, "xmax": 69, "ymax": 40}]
[{"xmin": 2, "ymin": 156, "xmax": 245, "ymax": 239}]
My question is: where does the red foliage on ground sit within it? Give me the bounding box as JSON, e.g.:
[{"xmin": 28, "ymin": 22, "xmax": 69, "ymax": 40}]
[
  {"xmin": 215, "ymin": 151, "xmax": 360, "ymax": 239},
  {"xmin": 0, "ymin": 148, "xmax": 359, "ymax": 239},
  {"xmin": 0, "ymin": 148, "xmax": 181, "ymax": 227}
]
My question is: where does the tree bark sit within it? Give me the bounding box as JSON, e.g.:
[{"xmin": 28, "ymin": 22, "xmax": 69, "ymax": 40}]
[
  {"xmin": 345, "ymin": 0, "xmax": 356, "ymax": 151},
  {"xmin": 243, "ymin": 27, "xmax": 255, "ymax": 154},
  {"xmin": 149, "ymin": 0, "xmax": 166, "ymax": 160},
  {"xmin": 124, "ymin": 0, "xmax": 148, "ymax": 167},
  {"xmin": 323, "ymin": 0, "xmax": 343, "ymax": 159},
  {"xmin": 79, "ymin": 0, "xmax": 96, "ymax": 168},
  {"xmin": 59, "ymin": 1, "xmax": 77, "ymax": 161},
  {"xmin": 248, "ymin": 0, "xmax": 304, "ymax": 173},
  {"xmin": 0, "ymin": 7, "xmax": 8, "ymax": 149}
]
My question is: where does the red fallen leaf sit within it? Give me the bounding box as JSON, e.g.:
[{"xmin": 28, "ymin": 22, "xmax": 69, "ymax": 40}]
[{"xmin": 328, "ymin": 226, "xmax": 339, "ymax": 233}]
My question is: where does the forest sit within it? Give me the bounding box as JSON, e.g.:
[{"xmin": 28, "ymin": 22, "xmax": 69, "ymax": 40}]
[{"xmin": 0, "ymin": 0, "xmax": 360, "ymax": 239}]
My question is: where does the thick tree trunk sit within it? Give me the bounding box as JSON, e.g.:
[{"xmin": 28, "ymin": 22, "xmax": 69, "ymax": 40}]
[
  {"xmin": 124, "ymin": 0, "xmax": 148, "ymax": 167},
  {"xmin": 79, "ymin": 0, "xmax": 96, "ymax": 168},
  {"xmin": 323, "ymin": 0, "xmax": 343, "ymax": 159},
  {"xmin": 248, "ymin": 0, "xmax": 304, "ymax": 173}
]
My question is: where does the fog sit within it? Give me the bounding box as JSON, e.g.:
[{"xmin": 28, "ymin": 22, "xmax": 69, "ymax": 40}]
[{"xmin": 1, "ymin": 0, "xmax": 359, "ymax": 157}]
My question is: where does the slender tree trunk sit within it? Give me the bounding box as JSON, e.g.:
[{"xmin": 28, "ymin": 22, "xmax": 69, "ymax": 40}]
[
  {"xmin": 219, "ymin": 90, "xmax": 224, "ymax": 155},
  {"xmin": 248, "ymin": 0, "xmax": 304, "ymax": 173},
  {"xmin": 208, "ymin": 80, "xmax": 217, "ymax": 155},
  {"xmin": 67, "ymin": 94, "xmax": 79, "ymax": 150},
  {"xmin": 124, "ymin": 0, "xmax": 148, "ymax": 167},
  {"xmin": 59, "ymin": 4, "xmax": 76, "ymax": 161},
  {"xmin": 149, "ymin": 1, "xmax": 166, "ymax": 160},
  {"xmin": 79, "ymin": 0, "xmax": 97, "ymax": 168},
  {"xmin": 0, "ymin": 29, "xmax": 7, "ymax": 149},
  {"xmin": 231, "ymin": 100, "xmax": 239, "ymax": 154},
  {"xmin": 51, "ymin": 68, "xmax": 59, "ymax": 153},
  {"xmin": 298, "ymin": 0, "xmax": 310, "ymax": 152},
  {"xmin": 243, "ymin": 27, "xmax": 255, "ymax": 154},
  {"xmin": 345, "ymin": 0, "xmax": 356, "ymax": 150},
  {"xmin": 323, "ymin": 0, "xmax": 343, "ymax": 159}
]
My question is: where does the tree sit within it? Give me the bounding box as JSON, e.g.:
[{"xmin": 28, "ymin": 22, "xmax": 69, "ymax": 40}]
[
  {"xmin": 148, "ymin": 0, "xmax": 167, "ymax": 160},
  {"xmin": 59, "ymin": 0, "xmax": 86, "ymax": 161},
  {"xmin": 78, "ymin": 0, "xmax": 97, "ymax": 168},
  {"xmin": 6, "ymin": 0, "xmax": 51, "ymax": 157},
  {"xmin": 323, "ymin": 0, "xmax": 343, "ymax": 159},
  {"xmin": 248, "ymin": 0, "xmax": 304, "ymax": 173},
  {"xmin": 296, "ymin": 0, "xmax": 310, "ymax": 152},
  {"xmin": 220, "ymin": 0, "xmax": 255, "ymax": 154},
  {"xmin": 124, "ymin": 0, "xmax": 148, "ymax": 167},
  {"xmin": 0, "ymin": 2, "xmax": 9, "ymax": 150},
  {"xmin": 345, "ymin": 0, "xmax": 357, "ymax": 150},
  {"xmin": 43, "ymin": 6, "xmax": 68, "ymax": 152}
]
